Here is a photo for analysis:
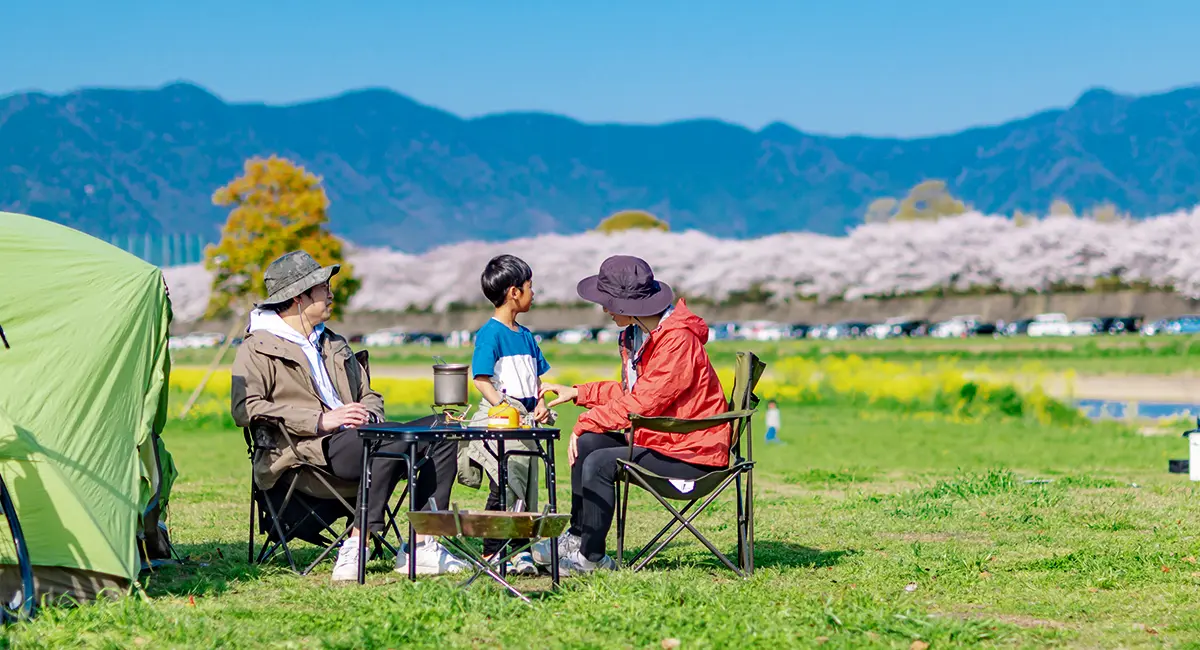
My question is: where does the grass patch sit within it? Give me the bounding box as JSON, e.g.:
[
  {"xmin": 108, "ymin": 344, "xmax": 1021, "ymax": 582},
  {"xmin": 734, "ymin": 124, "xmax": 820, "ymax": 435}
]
[
  {"xmin": 782, "ymin": 468, "xmax": 876, "ymax": 487},
  {"xmin": 11, "ymin": 397, "xmax": 1200, "ymax": 647}
]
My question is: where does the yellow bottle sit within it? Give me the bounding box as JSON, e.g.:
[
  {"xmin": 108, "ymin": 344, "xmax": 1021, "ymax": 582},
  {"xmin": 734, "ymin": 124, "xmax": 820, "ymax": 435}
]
[{"xmin": 487, "ymin": 402, "xmax": 520, "ymax": 429}]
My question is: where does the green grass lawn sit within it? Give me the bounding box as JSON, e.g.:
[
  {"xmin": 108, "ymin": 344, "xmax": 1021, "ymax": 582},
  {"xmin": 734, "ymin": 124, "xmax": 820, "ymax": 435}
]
[{"xmin": 8, "ymin": 403, "xmax": 1200, "ymax": 648}]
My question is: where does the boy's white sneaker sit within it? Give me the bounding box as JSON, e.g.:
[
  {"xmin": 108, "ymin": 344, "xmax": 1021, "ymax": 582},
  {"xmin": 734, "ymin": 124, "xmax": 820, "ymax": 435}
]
[
  {"xmin": 395, "ymin": 540, "xmax": 468, "ymax": 575},
  {"xmin": 509, "ymin": 550, "xmax": 539, "ymax": 576},
  {"xmin": 485, "ymin": 549, "xmax": 539, "ymax": 576}
]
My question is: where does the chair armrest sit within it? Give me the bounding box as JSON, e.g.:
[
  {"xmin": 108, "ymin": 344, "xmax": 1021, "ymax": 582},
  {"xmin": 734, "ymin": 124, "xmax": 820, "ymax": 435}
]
[
  {"xmin": 628, "ymin": 409, "xmax": 756, "ymax": 434},
  {"xmin": 247, "ymin": 415, "xmax": 299, "ymax": 454}
]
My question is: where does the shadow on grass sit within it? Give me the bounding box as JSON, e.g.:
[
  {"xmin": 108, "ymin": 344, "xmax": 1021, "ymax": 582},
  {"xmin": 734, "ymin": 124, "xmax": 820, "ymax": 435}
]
[
  {"xmin": 138, "ymin": 541, "xmax": 282, "ymax": 598},
  {"xmin": 138, "ymin": 538, "xmax": 470, "ymax": 599},
  {"xmin": 622, "ymin": 539, "xmax": 855, "ymax": 573},
  {"xmin": 754, "ymin": 540, "xmax": 856, "ymax": 569},
  {"xmin": 139, "ymin": 539, "xmax": 401, "ymax": 598}
]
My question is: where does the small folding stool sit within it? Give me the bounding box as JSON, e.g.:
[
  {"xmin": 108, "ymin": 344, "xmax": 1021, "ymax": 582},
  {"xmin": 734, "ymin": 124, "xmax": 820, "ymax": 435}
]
[{"xmin": 408, "ymin": 501, "xmax": 569, "ymax": 603}]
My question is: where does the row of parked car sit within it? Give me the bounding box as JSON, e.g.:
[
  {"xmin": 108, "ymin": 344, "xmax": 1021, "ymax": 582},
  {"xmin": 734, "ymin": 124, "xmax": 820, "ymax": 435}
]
[
  {"xmin": 357, "ymin": 325, "xmax": 623, "ymax": 348},
  {"xmin": 170, "ymin": 312, "xmax": 1200, "ymax": 351},
  {"xmin": 782, "ymin": 313, "xmax": 1189, "ymax": 340}
]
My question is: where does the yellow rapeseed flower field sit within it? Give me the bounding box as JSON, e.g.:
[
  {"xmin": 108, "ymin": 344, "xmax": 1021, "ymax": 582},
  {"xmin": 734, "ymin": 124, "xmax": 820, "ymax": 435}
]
[{"xmin": 169, "ymin": 356, "xmax": 1074, "ymax": 425}]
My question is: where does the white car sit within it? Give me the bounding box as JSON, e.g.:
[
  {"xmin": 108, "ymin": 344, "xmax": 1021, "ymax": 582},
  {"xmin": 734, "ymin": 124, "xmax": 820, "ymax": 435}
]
[
  {"xmin": 595, "ymin": 326, "xmax": 622, "ymax": 344},
  {"xmin": 739, "ymin": 320, "xmax": 788, "ymax": 342},
  {"xmin": 170, "ymin": 332, "xmax": 224, "ymax": 349},
  {"xmin": 363, "ymin": 328, "xmax": 408, "ymax": 347},
  {"xmin": 1141, "ymin": 319, "xmax": 1169, "ymax": 336},
  {"xmin": 1026, "ymin": 313, "xmax": 1071, "ymax": 337},
  {"xmin": 555, "ymin": 328, "xmax": 593, "ymax": 345},
  {"xmin": 1066, "ymin": 318, "xmax": 1101, "ymax": 336},
  {"xmin": 869, "ymin": 317, "xmax": 912, "ymax": 340},
  {"xmin": 929, "ymin": 315, "xmax": 982, "ymax": 339}
]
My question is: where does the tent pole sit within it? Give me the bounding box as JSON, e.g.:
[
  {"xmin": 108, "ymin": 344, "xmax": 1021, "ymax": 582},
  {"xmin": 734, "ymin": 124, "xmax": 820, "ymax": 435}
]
[{"xmin": 179, "ymin": 309, "xmax": 246, "ymax": 418}]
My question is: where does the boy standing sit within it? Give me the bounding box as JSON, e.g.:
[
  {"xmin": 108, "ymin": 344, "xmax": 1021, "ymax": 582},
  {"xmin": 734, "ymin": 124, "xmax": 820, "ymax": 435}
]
[
  {"xmin": 765, "ymin": 400, "xmax": 782, "ymax": 443},
  {"xmin": 470, "ymin": 255, "xmax": 553, "ymax": 574}
]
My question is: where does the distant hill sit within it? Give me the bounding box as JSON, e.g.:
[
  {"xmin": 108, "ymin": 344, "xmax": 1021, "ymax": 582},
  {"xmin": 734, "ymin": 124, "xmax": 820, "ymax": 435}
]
[{"xmin": 4, "ymin": 82, "xmax": 1200, "ymax": 251}]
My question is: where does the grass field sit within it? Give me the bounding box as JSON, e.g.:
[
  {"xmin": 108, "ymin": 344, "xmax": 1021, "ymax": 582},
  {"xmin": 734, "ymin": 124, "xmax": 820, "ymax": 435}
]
[
  {"xmin": 8, "ymin": 398, "xmax": 1200, "ymax": 648},
  {"xmin": 169, "ymin": 334, "xmax": 1200, "ymax": 377}
]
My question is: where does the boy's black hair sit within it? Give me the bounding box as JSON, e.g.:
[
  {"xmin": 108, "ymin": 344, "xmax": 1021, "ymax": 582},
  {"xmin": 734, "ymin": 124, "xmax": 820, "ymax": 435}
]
[
  {"xmin": 481, "ymin": 254, "xmax": 533, "ymax": 307},
  {"xmin": 767, "ymin": 399, "xmax": 778, "ymax": 406}
]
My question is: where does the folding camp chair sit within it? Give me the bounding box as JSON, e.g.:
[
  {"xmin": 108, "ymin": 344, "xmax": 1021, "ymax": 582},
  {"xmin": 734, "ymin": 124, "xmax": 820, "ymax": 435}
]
[
  {"xmin": 615, "ymin": 351, "xmax": 767, "ymax": 577},
  {"xmin": 245, "ymin": 350, "xmax": 404, "ymax": 575}
]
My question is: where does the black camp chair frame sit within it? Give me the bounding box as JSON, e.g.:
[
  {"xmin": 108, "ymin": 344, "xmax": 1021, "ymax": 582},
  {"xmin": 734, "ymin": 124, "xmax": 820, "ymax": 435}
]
[
  {"xmin": 244, "ymin": 350, "xmax": 407, "ymax": 575},
  {"xmin": 615, "ymin": 351, "xmax": 766, "ymax": 577},
  {"xmin": 245, "ymin": 420, "xmax": 412, "ymax": 575}
]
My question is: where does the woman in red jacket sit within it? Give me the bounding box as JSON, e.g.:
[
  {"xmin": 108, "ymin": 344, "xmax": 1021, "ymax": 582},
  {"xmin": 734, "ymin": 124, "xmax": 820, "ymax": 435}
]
[{"xmin": 538, "ymin": 255, "xmax": 730, "ymax": 574}]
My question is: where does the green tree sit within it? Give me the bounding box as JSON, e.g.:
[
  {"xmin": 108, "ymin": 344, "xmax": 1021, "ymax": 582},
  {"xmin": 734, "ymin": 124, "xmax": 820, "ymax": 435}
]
[
  {"xmin": 204, "ymin": 155, "xmax": 360, "ymax": 320},
  {"xmin": 1084, "ymin": 201, "xmax": 1127, "ymax": 223},
  {"xmin": 595, "ymin": 210, "xmax": 669, "ymax": 234},
  {"xmin": 1048, "ymin": 198, "xmax": 1076, "ymax": 217},
  {"xmin": 893, "ymin": 180, "xmax": 967, "ymax": 221},
  {"xmin": 864, "ymin": 197, "xmax": 899, "ymax": 223}
]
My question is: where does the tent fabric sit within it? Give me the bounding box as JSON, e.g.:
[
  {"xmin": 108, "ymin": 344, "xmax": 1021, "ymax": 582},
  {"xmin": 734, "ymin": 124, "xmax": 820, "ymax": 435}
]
[{"xmin": 0, "ymin": 212, "xmax": 173, "ymax": 598}]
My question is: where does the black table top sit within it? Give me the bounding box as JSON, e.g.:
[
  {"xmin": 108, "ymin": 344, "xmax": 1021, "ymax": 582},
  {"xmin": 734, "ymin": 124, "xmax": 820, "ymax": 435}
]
[{"xmin": 357, "ymin": 421, "xmax": 560, "ymax": 442}]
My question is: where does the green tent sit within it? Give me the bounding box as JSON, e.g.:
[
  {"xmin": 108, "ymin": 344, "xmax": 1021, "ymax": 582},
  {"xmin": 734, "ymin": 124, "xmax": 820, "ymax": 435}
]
[{"xmin": 0, "ymin": 212, "xmax": 177, "ymax": 604}]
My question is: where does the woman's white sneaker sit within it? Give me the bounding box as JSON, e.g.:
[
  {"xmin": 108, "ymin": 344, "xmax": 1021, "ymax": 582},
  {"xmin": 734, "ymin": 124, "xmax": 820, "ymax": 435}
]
[{"xmin": 557, "ymin": 549, "xmax": 616, "ymax": 575}]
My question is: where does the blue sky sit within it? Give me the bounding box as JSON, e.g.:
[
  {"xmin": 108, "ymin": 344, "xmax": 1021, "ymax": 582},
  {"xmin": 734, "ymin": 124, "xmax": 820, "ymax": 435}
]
[{"xmin": 4, "ymin": 0, "xmax": 1200, "ymax": 136}]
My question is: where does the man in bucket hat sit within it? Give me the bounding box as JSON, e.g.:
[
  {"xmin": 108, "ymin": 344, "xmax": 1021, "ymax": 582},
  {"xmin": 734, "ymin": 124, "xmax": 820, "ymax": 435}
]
[
  {"xmin": 232, "ymin": 251, "xmax": 465, "ymax": 581},
  {"xmin": 535, "ymin": 255, "xmax": 730, "ymax": 574}
]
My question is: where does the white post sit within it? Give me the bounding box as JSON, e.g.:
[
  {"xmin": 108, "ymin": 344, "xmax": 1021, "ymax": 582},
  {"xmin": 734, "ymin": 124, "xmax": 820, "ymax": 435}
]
[{"xmin": 1189, "ymin": 431, "xmax": 1200, "ymax": 482}]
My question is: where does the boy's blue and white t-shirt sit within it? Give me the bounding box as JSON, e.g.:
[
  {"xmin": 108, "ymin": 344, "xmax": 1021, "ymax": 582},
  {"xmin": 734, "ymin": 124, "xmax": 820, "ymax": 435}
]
[{"xmin": 471, "ymin": 318, "xmax": 551, "ymax": 411}]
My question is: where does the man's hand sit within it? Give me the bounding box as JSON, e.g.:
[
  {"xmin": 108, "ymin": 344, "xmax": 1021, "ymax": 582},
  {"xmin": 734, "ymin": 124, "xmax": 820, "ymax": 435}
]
[
  {"xmin": 568, "ymin": 431, "xmax": 580, "ymax": 466},
  {"xmin": 540, "ymin": 383, "xmax": 578, "ymax": 408},
  {"xmin": 318, "ymin": 403, "xmax": 372, "ymax": 433}
]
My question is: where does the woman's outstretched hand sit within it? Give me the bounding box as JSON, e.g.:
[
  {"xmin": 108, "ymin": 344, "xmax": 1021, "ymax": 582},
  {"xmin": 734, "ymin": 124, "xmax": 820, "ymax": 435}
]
[{"xmin": 540, "ymin": 383, "xmax": 578, "ymax": 408}]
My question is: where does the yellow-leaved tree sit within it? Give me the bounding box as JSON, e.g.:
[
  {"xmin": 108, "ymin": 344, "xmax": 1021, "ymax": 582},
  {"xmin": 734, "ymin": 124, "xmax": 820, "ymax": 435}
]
[
  {"xmin": 893, "ymin": 180, "xmax": 968, "ymax": 221},
  {"xmin": 204, "ymin": 155, "xmax": 360, "ymax": 320},
  {"xmin": 183, "ymin": 156, "xmax": 360, "ymax": 417},
  {"xmin": 594, "ymin": 210, "xmax": 670, "ymax": 234}
]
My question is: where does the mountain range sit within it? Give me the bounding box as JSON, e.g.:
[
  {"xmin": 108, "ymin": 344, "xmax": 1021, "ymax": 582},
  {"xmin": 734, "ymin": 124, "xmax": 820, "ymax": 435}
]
[{"xmin": 4, "ymin": 81, "xmax": 1200, "ymax": 251}]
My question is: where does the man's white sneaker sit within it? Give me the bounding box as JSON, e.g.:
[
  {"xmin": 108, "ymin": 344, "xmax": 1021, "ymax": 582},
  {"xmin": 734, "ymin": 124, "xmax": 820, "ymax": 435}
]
[
  {"xmin": 531, "ymin": 533, "xmax": 580, "ymax": 567},
  {"xmin": 395, "ymin": 540, "xmax": 468, "ymax": 575},
  {"xmin": 557, "ymin": 549, "xmax": 616, "ymax": 575},
  {"xmin": 331, "ymin": 539, "xmax": 370, "ymax": 582}
]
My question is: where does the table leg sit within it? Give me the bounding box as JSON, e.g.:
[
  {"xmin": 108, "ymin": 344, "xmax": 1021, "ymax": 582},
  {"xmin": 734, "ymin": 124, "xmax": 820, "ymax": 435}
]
[
  {"xmin": 357, "ymin": 440, "xmax": 371, "ymax": 585},
  {"xmin": 546, "ymin": 439, "xmax": 560, "ymax": 586},
  {"xmin": 497, "ymin": 438, "xmax": 507, "ymax": 580},
  {"xmin": 407, "ymin": 444, "xmax": 417, "ymax": 582}
]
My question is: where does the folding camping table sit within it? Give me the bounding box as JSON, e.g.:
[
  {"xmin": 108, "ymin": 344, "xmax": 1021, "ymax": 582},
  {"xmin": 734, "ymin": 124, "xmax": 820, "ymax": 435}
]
[{"xmin": 354, "ymin": 421, "xmax": 562, "ymax": 586}]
